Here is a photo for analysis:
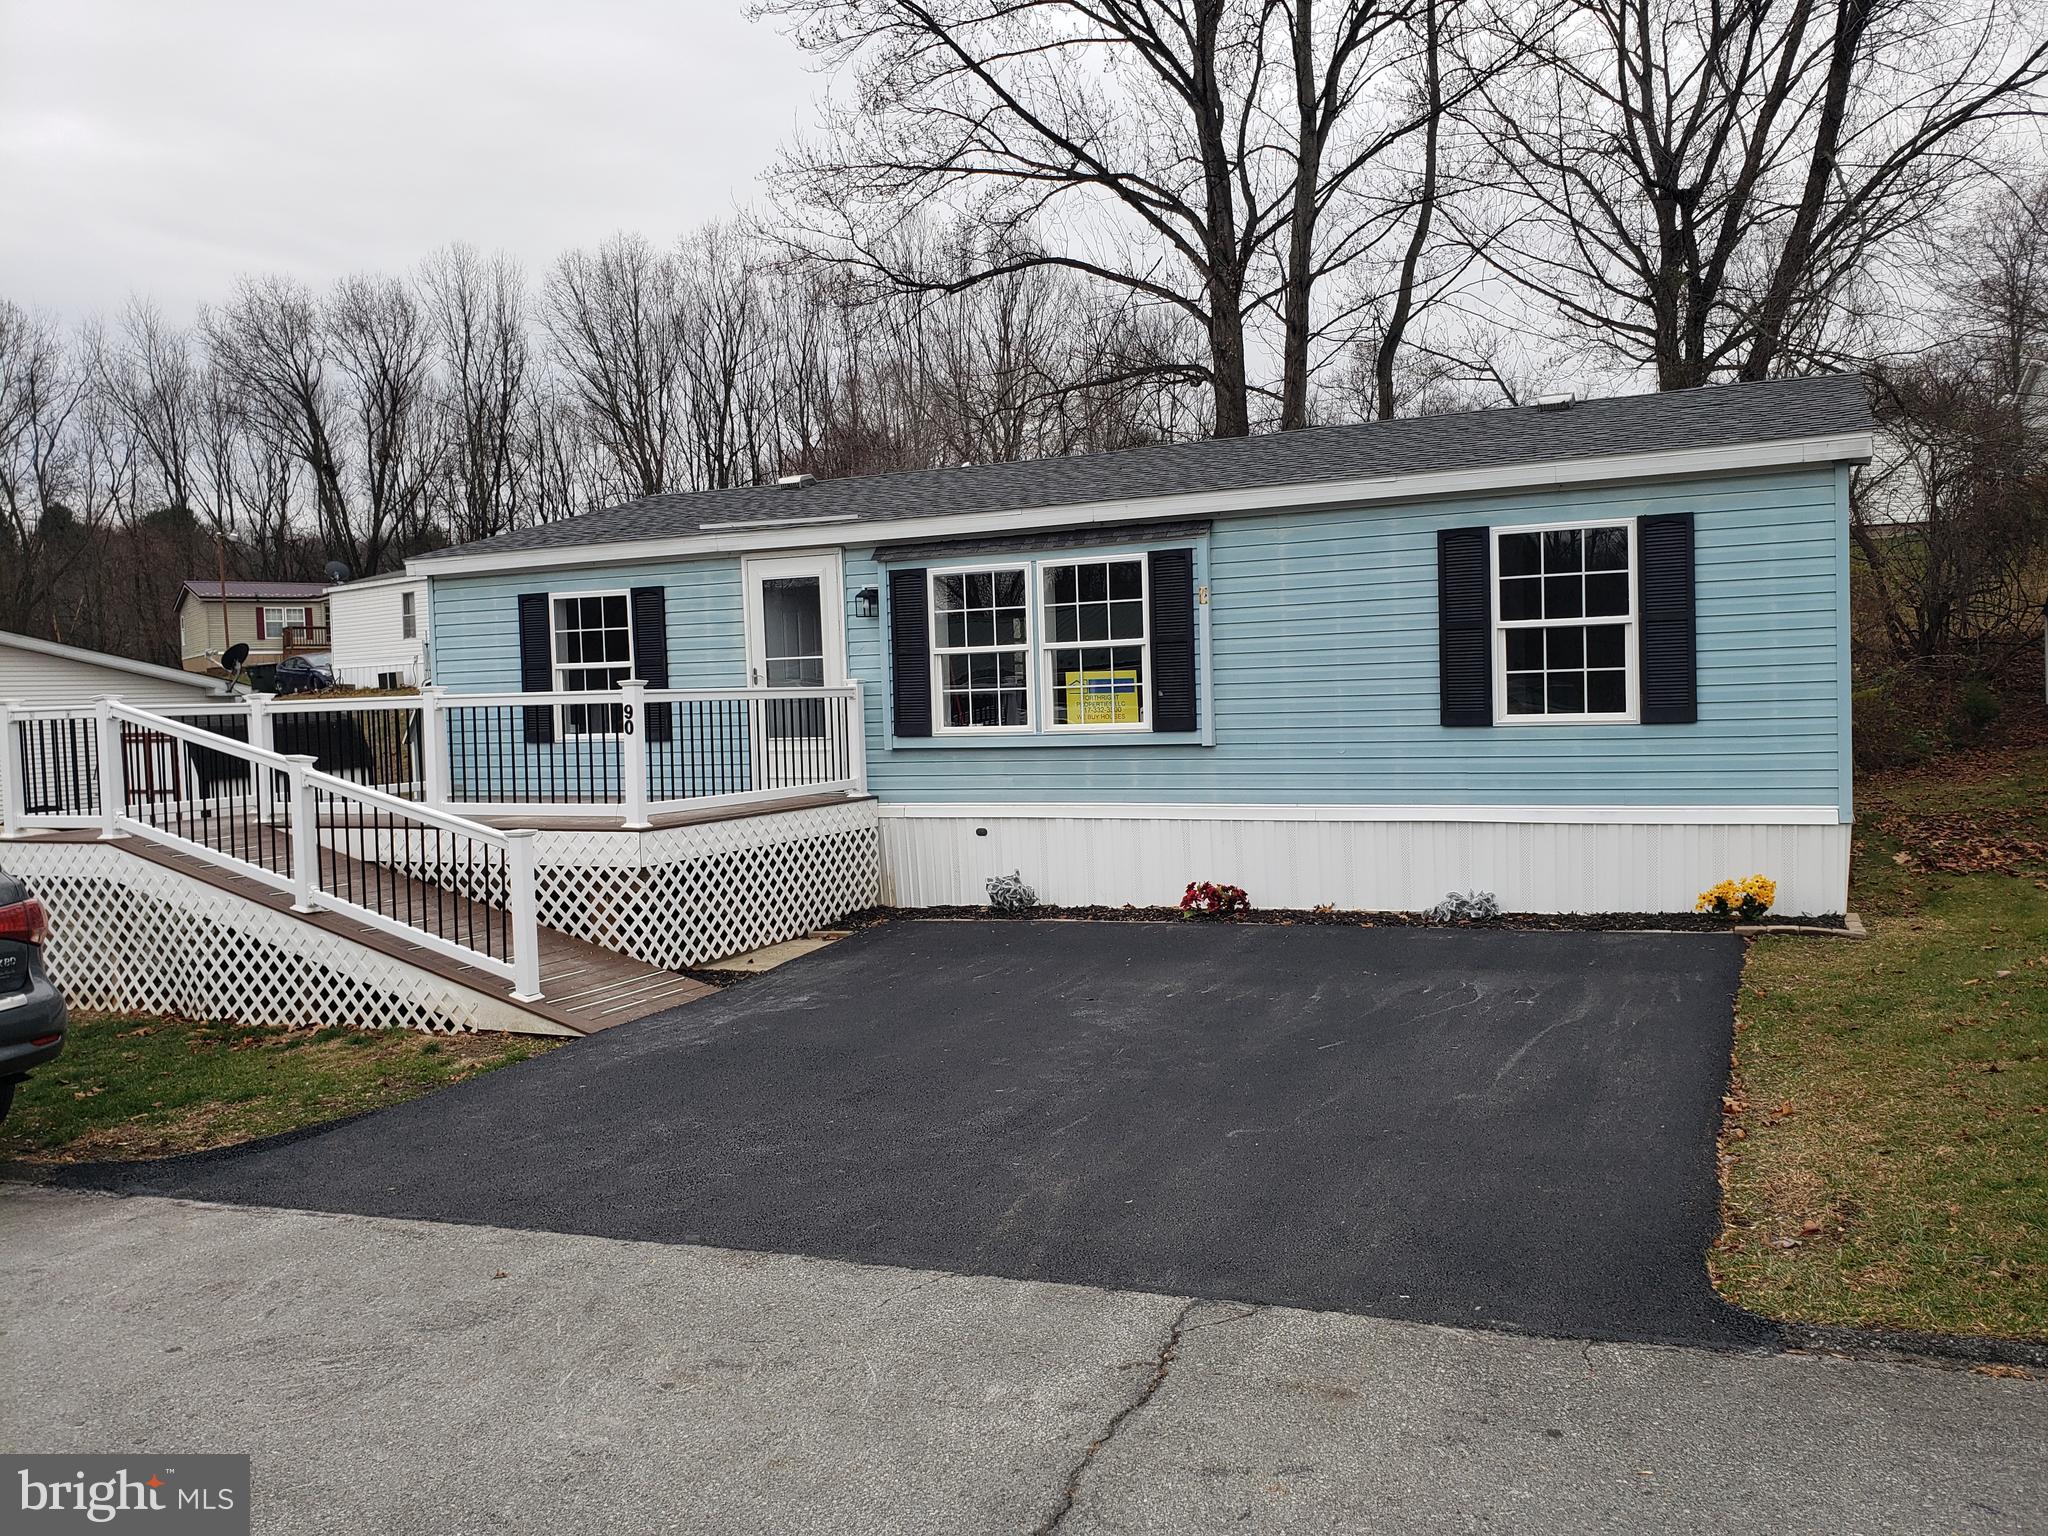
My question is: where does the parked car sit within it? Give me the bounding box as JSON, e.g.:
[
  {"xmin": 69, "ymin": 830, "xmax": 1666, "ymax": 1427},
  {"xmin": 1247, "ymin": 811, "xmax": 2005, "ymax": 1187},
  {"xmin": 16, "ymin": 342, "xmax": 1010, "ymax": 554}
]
[
  {"xmin": 272, "ymin": 653, "xmax": 337, "ymax": 695},
  {"xmin": 0, "ymin": 873, "xmax": 65, "ymax": 1123}
]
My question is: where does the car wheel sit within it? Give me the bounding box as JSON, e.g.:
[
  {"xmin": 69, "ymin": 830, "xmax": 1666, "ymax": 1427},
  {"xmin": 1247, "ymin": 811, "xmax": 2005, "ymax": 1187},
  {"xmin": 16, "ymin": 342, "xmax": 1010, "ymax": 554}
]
[{"xmin": 0, "ymin": 1078, "xmax": 14, "ymax": 1125}]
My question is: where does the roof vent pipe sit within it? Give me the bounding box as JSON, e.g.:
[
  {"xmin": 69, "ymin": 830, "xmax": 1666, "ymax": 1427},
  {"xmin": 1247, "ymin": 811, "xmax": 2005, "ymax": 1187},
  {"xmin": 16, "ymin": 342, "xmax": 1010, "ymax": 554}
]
[
  {"xmin": 776, "ymin": 473, "xmax": 815, "ymax": 488},
  {"xmin": 1535, "ymin": 392, "xmax": 1576, "ymax": 411}
]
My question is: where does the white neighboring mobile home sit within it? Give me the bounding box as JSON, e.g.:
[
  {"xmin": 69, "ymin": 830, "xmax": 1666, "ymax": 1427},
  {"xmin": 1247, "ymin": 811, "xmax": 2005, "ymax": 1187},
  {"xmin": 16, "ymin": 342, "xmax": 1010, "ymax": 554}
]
[
  {"xmin": 325, "ymin": 572, "xmax": 429, "ymax": 688},
  {"xmin": 0, "ymin": 630, "xmax": 231, "ymax": 709}
]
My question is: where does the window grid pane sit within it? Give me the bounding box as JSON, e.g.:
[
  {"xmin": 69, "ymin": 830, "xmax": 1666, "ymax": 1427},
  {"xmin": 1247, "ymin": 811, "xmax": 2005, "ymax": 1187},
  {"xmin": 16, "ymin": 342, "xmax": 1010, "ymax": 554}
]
[
  {"xmin": 553, "ymin": 593, "xmax": 635, "ymax": 735},
  {"xmin": 1497, "ymin": 523, "xmax": 1632, "ymax": 719},
  {"xmin": 1041, "ymin": 558, "xmax": 1148, "ymax": 729},
  {"xmin": 932, "ymin": 565, "xmax": 1031, "ymax": 730}
]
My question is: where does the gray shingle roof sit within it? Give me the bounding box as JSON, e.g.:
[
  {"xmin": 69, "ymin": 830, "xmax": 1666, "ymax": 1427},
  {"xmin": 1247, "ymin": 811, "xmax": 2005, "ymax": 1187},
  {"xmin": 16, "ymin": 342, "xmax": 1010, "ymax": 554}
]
[{"xmin": 418, "ymin": 374, "xmax": 1871, "ymax": 564}]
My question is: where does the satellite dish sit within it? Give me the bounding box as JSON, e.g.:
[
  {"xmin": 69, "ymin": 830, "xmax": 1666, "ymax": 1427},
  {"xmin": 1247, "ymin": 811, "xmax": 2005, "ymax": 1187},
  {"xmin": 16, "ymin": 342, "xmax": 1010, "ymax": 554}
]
[
  {"xmin": 324, "ymin": 560, "xmax": 352, "ymax": 585},
  {"xmin": 218, "ymin": 641, "xmax": 251, "ymax": 697}
]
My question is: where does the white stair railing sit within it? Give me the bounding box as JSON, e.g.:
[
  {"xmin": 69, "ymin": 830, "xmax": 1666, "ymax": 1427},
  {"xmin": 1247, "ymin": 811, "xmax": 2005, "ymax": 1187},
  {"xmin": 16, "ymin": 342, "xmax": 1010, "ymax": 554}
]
[{"xmin": 85, "ymin": 700, "xmax": 541, "ymax": 1001}]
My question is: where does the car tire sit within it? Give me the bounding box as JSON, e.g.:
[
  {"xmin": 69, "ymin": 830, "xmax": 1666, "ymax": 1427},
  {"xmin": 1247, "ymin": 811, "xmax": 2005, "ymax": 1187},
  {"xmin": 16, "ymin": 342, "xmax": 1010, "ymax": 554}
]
[{"xmin": 0, "ymin": 1078, "xmax": 14, "ymax": 1125}]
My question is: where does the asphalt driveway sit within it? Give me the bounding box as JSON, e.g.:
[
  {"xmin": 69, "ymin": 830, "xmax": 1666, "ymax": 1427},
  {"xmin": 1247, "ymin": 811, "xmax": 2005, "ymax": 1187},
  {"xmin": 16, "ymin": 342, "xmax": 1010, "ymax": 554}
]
[{"xmin": 71, "ymin": 920, "xmax": 1761, "ymax": 1347}]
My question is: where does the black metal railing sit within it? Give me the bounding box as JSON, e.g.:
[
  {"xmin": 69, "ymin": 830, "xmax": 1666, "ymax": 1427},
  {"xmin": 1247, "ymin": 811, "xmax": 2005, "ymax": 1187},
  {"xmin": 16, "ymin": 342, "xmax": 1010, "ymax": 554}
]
[
  {"xmin": 14, "ymin": 714, "xmax": 100, "ymax": 817},
  {"xmin": 443, "ymin": 704, "xmax": 622, "ymax": 805},
  {"xmin": 311, "ymin": 788, "xmax": 509, "ymax": 964},
  {"xmin": 643, "ymin": 696, "xmax": 751, "ymax": 800},
  {"xmin": 271, "ymin": 705, "xmax": 421, "ymax": 797},
  {"xmin": 117, "ymin": 717, "xmax": 288, "ymax": 878}
]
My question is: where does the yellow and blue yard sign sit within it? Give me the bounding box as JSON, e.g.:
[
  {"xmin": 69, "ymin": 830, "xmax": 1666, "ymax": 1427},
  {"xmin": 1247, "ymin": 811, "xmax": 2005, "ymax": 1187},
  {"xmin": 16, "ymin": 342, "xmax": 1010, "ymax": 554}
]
[{"xmin": 1061, "ymin": 667, "xmax": 1141, "ymax": 725}]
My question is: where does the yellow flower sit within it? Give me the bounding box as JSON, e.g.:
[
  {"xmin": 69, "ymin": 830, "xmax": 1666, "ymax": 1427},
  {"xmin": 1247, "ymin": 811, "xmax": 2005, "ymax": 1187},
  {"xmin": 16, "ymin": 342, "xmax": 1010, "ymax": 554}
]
[{"xmin": 1696, "ymin": 874, "xmax": 1774, "ymax": 918}]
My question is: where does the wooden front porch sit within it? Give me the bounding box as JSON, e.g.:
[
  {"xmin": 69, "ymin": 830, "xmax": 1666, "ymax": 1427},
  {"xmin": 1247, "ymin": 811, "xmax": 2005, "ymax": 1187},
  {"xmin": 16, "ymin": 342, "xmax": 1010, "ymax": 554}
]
[{"xmin": 0, "ymin": 690, "xmax": 881, "ymax": 1033}]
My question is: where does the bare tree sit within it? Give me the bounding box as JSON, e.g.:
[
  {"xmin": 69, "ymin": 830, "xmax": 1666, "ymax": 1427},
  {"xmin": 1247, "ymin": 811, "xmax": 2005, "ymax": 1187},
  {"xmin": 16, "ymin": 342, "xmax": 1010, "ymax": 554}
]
[
  {"xmin": 326, "ymin": 273, "xmax": 438, "ymax": 570},
  {"xmin": 421, "ymin": 245, "xmax": 531, "ymax": 544},
  {"xmin": 0, "ymin": 301, "xmax": 93, "ymax": 638},
  {"xmin": 99, "ymin": 301, "xmax": 206, "ymax": 518},
  {"xmin": 1855, "ymin": 179, "xmax": 2048, "ymax": 665},
  {"xmin": 1466, "ymin": 0, "xmax": 2048, "ymax": 390},
  {"xmin": 677, "ymin": 223, "xmax": 774, "ymax": 488},
  {"xmin": 763, "ymin": 0, "xmax": 1494, "ymax": 433},
  {"xmin": 202, "ymin": 276, "xmax": 357, "ymax": 566},
  {"xmin": 542, "ymin": 234, "xmax": 686, "ymax": 497}
]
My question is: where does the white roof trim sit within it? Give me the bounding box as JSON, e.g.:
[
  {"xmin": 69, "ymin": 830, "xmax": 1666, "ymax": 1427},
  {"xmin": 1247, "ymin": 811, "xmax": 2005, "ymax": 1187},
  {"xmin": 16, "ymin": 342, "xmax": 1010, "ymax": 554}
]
[
  {"xmin": 410, "ymin": 431, "xmax": 1873, "ymax": 578},
  {"xmin": 0, "ymin": 630, "xmax": 228, "ymax": 692},
  {"xmin": 325, "ymin": 571, "xmax": 426, "ymax": 596}
]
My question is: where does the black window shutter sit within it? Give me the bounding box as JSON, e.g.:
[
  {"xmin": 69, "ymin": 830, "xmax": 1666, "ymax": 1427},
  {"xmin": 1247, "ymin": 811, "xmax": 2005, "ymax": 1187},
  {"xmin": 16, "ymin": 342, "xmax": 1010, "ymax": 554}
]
[
  {"xmin": 629, "ymin": 586, "xmax": 672, "ymax": 744},
  {"xmin": 1637, "ymin": 512, "xmax": 1698, "ymax": 724},
  {"xmin": 1437, "ymin": 527, "xmax": 1492, "ymax": 727},
  {"xmin": 1147, "ymin": 547, "xmax": 1198, "ymax": 733},
  {"xmin": 516, "ymin": 592, "xmax": 555, "ymax": 745},
  {"xmin": 888, "ymin": 567, "xmax": 931, "ymax": 738}
]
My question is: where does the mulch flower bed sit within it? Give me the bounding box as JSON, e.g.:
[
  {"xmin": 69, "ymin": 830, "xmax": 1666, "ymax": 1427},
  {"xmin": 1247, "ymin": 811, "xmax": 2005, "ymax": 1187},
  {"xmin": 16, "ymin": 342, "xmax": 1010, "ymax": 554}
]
[{"xmin": 905, "ymin": 904, "xmax": 1848, "ymax": 933}]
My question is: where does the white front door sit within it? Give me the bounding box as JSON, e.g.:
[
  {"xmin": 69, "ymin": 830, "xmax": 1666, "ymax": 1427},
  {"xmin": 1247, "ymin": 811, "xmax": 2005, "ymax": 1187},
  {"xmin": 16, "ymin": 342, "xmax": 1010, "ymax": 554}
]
[
  {"xmin": 743, "ymin": 552, "xmax": 844, "ymax": 688},
  {"xmin": 741, "ymin": 553, "xmax": 846, "ymax": 789}
]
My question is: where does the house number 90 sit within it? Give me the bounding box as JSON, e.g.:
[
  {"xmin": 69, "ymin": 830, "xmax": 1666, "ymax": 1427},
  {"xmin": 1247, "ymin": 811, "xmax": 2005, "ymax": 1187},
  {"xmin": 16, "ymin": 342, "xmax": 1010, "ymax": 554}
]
[{"xmin": 622, "ymin": 703, "xmax": 635, "ymax": 736}]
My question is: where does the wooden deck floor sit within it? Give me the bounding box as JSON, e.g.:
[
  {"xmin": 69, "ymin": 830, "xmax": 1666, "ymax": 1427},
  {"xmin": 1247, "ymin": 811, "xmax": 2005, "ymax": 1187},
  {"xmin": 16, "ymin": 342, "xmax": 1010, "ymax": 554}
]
[{"xmin": 14, "ymin": 828, "xmax": 713, "ymax": 1035}]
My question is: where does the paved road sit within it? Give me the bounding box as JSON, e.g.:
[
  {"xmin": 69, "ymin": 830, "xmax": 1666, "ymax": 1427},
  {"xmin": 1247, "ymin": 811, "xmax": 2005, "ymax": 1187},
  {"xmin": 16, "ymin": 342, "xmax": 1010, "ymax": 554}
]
[
  {"xmin": 4, "ymin": 1188, "xmax": 2041, "ymax": 1535},
  {"xmin": 68, "ymin": 920, "xmax": 1759, "ymax": 1347}
]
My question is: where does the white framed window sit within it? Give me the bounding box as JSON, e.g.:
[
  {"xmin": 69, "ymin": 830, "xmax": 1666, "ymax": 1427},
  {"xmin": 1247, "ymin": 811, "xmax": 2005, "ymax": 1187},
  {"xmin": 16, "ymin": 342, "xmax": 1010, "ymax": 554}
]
[
  {"xmin": 1040, "ymin": 556, "xmax": 1148, "ymax": 731},
  {"xmin": 551, "ymin": 591, "xmax": 634, "ymax": 736},
  {"xmin": 260, "ymin": 605, "xmax": 307, "ymax": 640},
  {"xmin": 1492, "ymin": 521, "xmax": 1636, "ymax": 723},
  {"xmin": 400, "ymin": 589, "xmax": 417, "ymax": 640},
  {"xmin": 924, "ymin": 555, "xmax": 1157, "ymax": 735},
  {"xmin": 929, "ymin": 566, "xmax": 1032, "ymax": 731}
]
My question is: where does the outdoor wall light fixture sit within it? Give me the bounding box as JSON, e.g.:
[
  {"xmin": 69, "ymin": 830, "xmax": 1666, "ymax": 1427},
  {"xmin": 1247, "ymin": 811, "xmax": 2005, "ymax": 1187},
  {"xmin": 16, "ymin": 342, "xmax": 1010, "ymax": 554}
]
[{"xmin": 853, "ymin": 586, "xmax": 880, "ymax": 618}]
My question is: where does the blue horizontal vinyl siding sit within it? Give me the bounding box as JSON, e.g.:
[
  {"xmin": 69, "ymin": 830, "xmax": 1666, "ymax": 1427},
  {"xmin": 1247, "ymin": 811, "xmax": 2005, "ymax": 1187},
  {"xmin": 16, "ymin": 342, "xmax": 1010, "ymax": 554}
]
[
  {"xmin": 427, "ymin": 462, "xmax": 1850, "ymax": 815},
  {"xmin": 428, "ymin": 558, "xmax": 748, "ymax": 801},
  {"xmin": 429, "ymin": 558, "xmax": 745, "ymax": 690},
  {"xmin": 849, "ymin": 466, "xmax": 1848, "ymax": 811}
]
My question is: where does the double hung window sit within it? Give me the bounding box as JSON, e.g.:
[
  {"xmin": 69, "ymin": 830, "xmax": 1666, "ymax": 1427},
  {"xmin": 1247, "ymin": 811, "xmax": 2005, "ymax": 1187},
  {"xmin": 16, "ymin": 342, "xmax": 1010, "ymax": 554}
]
[
  {"xmin": 931, "ymin": 567, "xmax": 1031, "ymax": 729},
  {"xmin": 928, "ymin": 555, "xmax": 1152, "ymax": 734},
  {"xmin": 1494, "ymin": 523, "xmax": 1634, "ymax": 721},
  {"xmin": 552, "ymin": 592, "xmax": 634, "ymax": 736}
]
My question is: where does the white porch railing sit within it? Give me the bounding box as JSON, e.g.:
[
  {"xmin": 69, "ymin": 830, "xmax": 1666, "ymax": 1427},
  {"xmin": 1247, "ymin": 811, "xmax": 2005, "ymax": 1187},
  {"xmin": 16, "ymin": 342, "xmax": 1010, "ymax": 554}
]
[
  {"xmin": 428, "ymin": 681, "xmax": 867, "ymax": 828},
  {"xmin": 0, "ymin": 698, "xmax": 540, "ymax": 1000},
  {"xmin": 3, "ymin": 681, "xmax": 865, "ymax": 835}
]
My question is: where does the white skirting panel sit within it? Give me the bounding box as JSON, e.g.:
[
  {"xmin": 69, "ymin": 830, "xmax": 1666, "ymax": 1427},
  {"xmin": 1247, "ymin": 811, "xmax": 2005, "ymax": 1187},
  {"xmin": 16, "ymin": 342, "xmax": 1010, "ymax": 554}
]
[{"xmin": 877, "ymin": 808, "xmax": 1852, "ymax": 917}]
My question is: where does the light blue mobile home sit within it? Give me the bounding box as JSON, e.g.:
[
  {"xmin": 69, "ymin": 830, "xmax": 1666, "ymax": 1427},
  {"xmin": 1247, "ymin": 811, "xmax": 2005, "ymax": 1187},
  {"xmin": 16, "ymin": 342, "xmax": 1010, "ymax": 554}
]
[{"xmin": 411, "ymin": 376, "xmax": 1871, "ymax": 916}]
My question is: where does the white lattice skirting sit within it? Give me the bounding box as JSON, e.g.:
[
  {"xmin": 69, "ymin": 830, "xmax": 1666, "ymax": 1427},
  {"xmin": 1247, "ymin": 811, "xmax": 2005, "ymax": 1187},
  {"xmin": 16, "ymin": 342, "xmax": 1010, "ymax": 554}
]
[
  {"xmin": 317, "ymin": 798, "xmax": 880, "ymax": 970},
  {"xmin": 526, "ymin": 800, "xmax": 880, "ymax": 970},
  {"xmin": 0, "ymin": 840, "xmax": 567, "ymax": 1035}
]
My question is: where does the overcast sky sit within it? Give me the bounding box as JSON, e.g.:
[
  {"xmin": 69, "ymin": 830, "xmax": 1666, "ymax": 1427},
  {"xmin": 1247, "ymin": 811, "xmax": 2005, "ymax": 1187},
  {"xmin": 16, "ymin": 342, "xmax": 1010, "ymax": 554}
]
[{"xmin": 0, "ymin": 0, "xmax": 820, "ymax": 321}]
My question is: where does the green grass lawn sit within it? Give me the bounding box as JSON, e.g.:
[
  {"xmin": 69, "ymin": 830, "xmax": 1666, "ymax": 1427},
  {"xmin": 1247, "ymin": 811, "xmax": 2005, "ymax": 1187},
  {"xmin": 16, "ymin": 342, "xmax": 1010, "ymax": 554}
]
[
  {"xmin": 1715, "ymin": 742, "xmax": 2048, "ymax": 1340},
  {"xmin": 1, "ymin": 1016, "xmax": 558, "ymax": 1165}
]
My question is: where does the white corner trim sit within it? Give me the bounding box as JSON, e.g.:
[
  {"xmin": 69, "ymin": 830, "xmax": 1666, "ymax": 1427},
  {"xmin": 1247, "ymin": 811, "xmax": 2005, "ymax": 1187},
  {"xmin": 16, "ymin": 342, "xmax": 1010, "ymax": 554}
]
[
  {"xmin": 410, "ymin": 432, "xmax": 1875, "ymax": 577},
  {"xmin": 873, "ymin": 802, "xmax": 1844, "ymax": 826}
]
